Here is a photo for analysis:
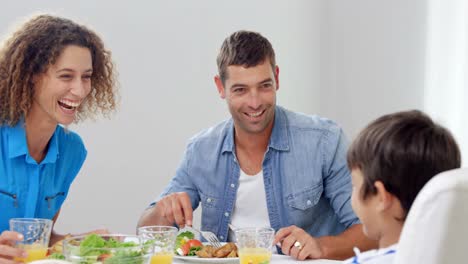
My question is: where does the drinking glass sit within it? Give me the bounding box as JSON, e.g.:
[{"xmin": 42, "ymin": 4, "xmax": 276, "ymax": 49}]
[
  {"xmin": 10, "ymin": 218, "xmax": 53, "ymax": 263},
  {"xmin": 235, "ymin": 227, "xmax": 275, "ymax": 264},
  {"xmin": 138, "ymin": 226, "xmax": 178, "ymax": 264}
]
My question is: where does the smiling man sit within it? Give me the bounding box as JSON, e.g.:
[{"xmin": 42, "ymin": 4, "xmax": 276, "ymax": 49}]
[{"xmin": 138, "ymin": 30, "xmax": 376, "ymax": 260}]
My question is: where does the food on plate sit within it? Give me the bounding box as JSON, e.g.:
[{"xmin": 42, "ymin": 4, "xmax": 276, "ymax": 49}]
[
  {"xmin": 195, "ymin": 245, "xmax": 216, "ymax": 258},
  {"xmin": 196, "ymin": 243, "xmax": 238, "ymax": 258},
  {"xmin": 175, "ymin": 231, "xmax": 203, "ymax": 256},
  {"xmin": 214, "ymin": 242, "xmax": 238, "ymax": 258},
  {"xmin": 226, "ymin": 249, "xmax": 237, "ymax": 258},
  {"xmin": 180, "ymin": 239, "xmax": 203, "ymax": 256},
  {"xmin": 174, "ymin": 231, "xmax": 238, "ymax": 258}
]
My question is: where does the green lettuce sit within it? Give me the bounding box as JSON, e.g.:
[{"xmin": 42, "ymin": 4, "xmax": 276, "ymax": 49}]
[
  {"xmin": 187, "ymin": 246, "xmax": 202, "ymax": 256},
  {"xmin": 48, "ymin": 252, "xmax": 66, "ymax": 260},
  {"xmin": 69, "ymin": 234, "xmax": 147, "ymax": 264},
  {"xmin": 175, "ymin": 231, "xmax": 194, "ymax": 250}
]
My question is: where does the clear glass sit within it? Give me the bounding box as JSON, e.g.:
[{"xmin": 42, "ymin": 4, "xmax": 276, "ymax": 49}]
[
  {"xmin": 63, "ymin": 234, "xmax": 152, "ymax": 264},
  {"xmin": 137, "ymin": 226, "xmax": 178, "ymax": 264},
  {"xmin": 235, "ymin": 227, "xmax": 275, "ymax": 264},
  {"xmin": 9, "ymin": 218, "xmax": 53, "ymax": 263}
]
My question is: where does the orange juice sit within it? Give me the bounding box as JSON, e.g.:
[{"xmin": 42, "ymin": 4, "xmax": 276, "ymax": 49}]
[
  {"xmin": 150, "ymin": 253, "xmax": 173, "ymax": 264},
  {"xmin": 239, "ymin": 248, "xmax": 272, "ymax": 264},
  {"xmin": 14, "ymin": 247, "xmax": 48, "ymax": 263}
]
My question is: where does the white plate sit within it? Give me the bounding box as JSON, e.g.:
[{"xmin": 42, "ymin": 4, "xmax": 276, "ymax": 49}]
[
  {"xmin": 174, "ymin": 242, "xmax": 238, "ymax": 263},
  {"xmin": 174, "ymin": 255, "xmax": 238, "ymax": 263}
]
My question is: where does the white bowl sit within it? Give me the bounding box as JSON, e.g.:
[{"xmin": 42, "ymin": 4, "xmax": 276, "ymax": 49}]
[
  {"xmin": 29, "ymin": 261, "xmax": 72, "ymax": 264},
  {"xmin": 63, "ymin": 234, "xmax": 152, "ymax": 264}
]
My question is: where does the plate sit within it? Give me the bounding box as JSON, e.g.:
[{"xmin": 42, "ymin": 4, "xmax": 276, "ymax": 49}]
[
  {"xmin": 174, "ymin": 242, "xmax": 238, "ymax": 263},
  {"xmin": 174, "ymin": 255, "xmax": 239, "ymax": 263}
]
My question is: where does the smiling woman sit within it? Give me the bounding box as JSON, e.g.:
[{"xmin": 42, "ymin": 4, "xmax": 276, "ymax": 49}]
[
  {"xmin": 0, "ymin": 14, "xmax": 117, "ymax": 262},
  {"xmin": 32, "ymin": 45, "xmax": 94, "ymax": 126}
]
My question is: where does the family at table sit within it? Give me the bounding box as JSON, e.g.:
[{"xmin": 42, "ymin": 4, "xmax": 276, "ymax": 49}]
[{"xmin": 0, "ymin": 13, "xmax": 462, "ymax": 264}]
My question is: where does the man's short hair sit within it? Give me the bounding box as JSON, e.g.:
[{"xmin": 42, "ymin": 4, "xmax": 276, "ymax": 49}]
[
  {"xmin": 347, "ymin": 110, "xmax": 461, "ymax": 216},
  {"xmin": 216, "ymin": 30, "xmax": 276, "ymax": 83}
]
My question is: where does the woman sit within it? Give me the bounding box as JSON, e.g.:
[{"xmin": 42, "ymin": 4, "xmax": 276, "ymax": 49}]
[{"xmin": 0, "ymin": 14, "xmax": 117, "ymax": 261}]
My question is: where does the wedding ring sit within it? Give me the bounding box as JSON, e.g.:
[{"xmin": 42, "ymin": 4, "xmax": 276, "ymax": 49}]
[{"xmin": 294, "ymin": 241, "xmax": 302, "ymax": 250}]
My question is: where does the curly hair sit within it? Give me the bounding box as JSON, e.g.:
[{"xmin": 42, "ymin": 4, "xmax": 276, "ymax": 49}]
[{"xmin": 0, "ymin": 14, "xmax": 117, "ymax": 126}]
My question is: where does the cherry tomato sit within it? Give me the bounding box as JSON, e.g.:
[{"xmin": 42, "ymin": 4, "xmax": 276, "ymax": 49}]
[{"xmin": 180, "ymin": 239, "xmax": 203, "ymax": 255}]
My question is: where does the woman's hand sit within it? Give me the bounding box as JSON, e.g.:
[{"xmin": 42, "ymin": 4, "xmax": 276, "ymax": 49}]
[{"xmin": 0, "ymin": 231, "xmax": 27, "ymax": 264}]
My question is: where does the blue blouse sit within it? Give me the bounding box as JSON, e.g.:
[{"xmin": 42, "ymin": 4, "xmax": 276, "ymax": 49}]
[{"xmin": 0, "ymin": 121, "xmax": 87, "ymax": 232}]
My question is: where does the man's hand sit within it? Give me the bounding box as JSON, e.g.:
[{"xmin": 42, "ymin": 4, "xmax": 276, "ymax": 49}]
[
  {"xmin": 0, "ymin": 231, "xmax": 27, "ymax": 264},
  {"xmin": 274, "ymin": 225, "xmax": 323, "ymax": 260},
  {"xmin": 156, "ymin": 192, "xmax": 193, "ymax": 228}
]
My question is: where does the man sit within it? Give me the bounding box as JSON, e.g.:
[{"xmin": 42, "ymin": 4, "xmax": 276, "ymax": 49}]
[{"xmin": 138, "ymin": 30, "xmax": 376, "ymax": 260}]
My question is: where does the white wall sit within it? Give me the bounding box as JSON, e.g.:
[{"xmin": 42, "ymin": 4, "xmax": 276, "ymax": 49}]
[
  {"xmin": 318, "ymin": 0, "xmax": 428, "ymax": 138},
  {"xmin": 0, "ymin": 1, "xmax": 437, "ymax": 234}
]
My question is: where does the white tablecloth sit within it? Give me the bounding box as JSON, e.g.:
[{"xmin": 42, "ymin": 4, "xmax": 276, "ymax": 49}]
[
  {"xmin": 269, "ymin": 254, "xmax": 341, "ymax": 263},
  {"xmin": 173, "ymin": 254, "xmax": 342, "ymax": 263}
]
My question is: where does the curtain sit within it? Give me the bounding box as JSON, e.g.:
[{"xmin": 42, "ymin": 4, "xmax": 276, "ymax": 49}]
[{"xmin": 424, "ymin": 0, "xmax": 468, "ymax": 166}]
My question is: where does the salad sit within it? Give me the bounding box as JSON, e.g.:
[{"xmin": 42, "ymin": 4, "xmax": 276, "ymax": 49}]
[
  {"xmin": 50, "ymin": 234, "xmax": 152, "ymax": 264},
  {"xmin": 174, "ymin": 231, "xmax": 238, "ymax": 258},
  {"xmin": 174, "ymin": 231, "xmax": 203, "ymax": 256}
]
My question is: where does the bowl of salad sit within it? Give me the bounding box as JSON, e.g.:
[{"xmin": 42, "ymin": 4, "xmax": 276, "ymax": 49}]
[{"xmin": 62, "ymin": 234, "xmax": 153, "ymax": 264}]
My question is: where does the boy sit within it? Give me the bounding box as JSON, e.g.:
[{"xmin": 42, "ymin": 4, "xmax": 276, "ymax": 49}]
[{"xmin": 344, "ymin": 110, "xmax": 461, "ymax": 263}]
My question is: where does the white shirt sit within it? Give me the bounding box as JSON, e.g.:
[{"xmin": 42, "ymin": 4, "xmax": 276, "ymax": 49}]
[
  {"xmin": 228, "ymin": 169, "xmax": 271, "ymax": 242},
  {"xmin": 343, "ymin": 244, "xmax": 398, "ymax": 264}
]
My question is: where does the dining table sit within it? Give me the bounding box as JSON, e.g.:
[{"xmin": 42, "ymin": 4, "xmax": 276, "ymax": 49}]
[{"xmin": 173, "ymin": 253, "xmax": 342, "ymax": 263}]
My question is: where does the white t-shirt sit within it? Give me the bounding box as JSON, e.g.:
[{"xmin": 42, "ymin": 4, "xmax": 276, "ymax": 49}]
[
  {"xmin": 228, "ymin": 169, "xmax": 272, "ymax": 242},
  {"xmin": 343, "ymin": 244, "xmax": 397, "ymax": 264}
]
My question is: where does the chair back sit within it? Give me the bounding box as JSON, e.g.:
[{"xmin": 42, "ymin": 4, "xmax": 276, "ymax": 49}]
[{"xmin": 395, "ymin": 168, "xmax": 468, "ymax": 264}]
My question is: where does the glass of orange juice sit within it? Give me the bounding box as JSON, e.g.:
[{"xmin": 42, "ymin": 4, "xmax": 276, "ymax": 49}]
[
  {"xmin": 9, "ymin": 218, "xmax": 53, "ymax": 263},
  {"xmin": 138, "ymin": 226, "xmax": 178, "ymax": 264},
  {"xmin": 235, "ymin": 227, "xmax": 275, "ymax": 264}
]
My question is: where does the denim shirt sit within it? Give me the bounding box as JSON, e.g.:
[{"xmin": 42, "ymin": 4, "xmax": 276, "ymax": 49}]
[{"xmin": 158, "ymin": 106, "xmax": 359, "ymax": 241}]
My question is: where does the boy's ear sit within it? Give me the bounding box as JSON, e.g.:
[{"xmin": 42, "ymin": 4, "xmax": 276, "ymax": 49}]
[{"xmin": 374, "ymin": 181, "xmax": 395, "ymax": 212}]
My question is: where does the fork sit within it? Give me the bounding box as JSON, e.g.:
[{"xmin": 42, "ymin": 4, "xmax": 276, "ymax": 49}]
[{"xmin": 188, "ymin": 226, "xmax": 223, "ymax": 248}]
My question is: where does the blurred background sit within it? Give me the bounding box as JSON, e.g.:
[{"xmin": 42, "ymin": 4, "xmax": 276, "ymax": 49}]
[{"xmin": 1, "ymin": 0, "xmax": 466, "ymax": 234}]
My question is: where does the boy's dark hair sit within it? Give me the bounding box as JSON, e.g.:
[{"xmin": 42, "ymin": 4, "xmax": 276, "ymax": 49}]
[
  {"xmin": 216, "ymin": 30, "xmax": 276, "ymax": 84},
  {"xmin": 347, "ymin": 110, "xmax": 461, "ymax": 216}
]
